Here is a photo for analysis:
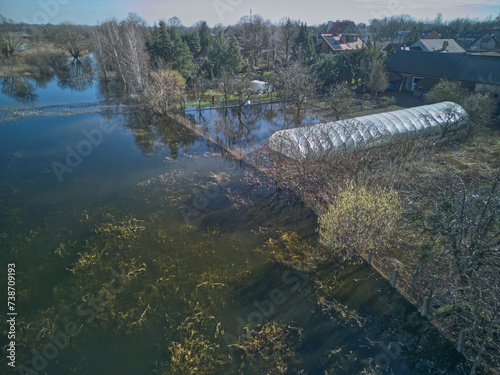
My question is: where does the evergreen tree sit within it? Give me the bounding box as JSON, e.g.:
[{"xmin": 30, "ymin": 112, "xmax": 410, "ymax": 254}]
[
  {"xmin": 175, "ymin": 40, "xmax": 196, "ymax": 82},
  {"xmin": 183, "ymin": 30, "xmax": 201, "ymax": 56},
  {"xmin": 227, "ymin": 36, "xmax": 243, "ymax": 73},
  {"xmin": 385, "ymin": 43, "xmax": 396, "ymax": 58},
  {"xmin": 158, "ymin": 20, "xmax": 172, "ymax": 61},
  {"xmin": 209, "ymin": 31, "xmax": 230, "ymax": 77},
  {"xmin": 169, "ymin": 27, "xmax": 195, "ymax": 81},
  {"xmin": 198, "ymin": 21, "xmax": 212, "ymax": 56},
  {"xmin": 404, "ymin": 26, "xmax": 419, "ymax": 46},
  {"xmin": 146, "ymin": 22, "xmax": 160, "ymax": 56},
  {"xmin": 292, "ymin": 23, "xmax": 316, "ymax": 64}
]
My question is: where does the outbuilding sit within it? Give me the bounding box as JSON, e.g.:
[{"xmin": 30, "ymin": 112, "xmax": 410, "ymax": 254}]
[{"xmin": 269, "ymin": 102, "xmax": 468, "ymax": 161}]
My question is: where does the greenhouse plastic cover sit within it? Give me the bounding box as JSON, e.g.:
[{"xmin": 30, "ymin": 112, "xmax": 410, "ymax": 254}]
[{"xmin": 268, "ymin": 101, "xmax": 468, "ymax": 161}]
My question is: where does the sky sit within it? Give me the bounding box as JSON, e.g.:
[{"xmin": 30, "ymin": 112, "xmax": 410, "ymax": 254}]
[{"xmin": 2, "ymin": 0, "xmax": 499, "ymax": 27}]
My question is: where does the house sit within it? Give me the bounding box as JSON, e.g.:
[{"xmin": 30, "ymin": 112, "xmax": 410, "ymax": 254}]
[
  {"xmin": 457, "ymin": 30, "xmax": 483, "ymax": 49},
  {"xmin": 356, "ymin": 25, "xmax": 372, "ymax": 44},
  {"xmin": 410, "ymin": 39, "xmax": 466, "ymax": 53},
  {"xmin": 468, "ymin": 28, "xmax": 500, "ymax": 52},
  {"xmin": 378, "ymin": 41, "xmax": 406, "ymax": 57},
  {"xmin": 419, "ymin": 26, "xmax": 460, "ymax": 40},
  {"xmin": 387, "ymin": 50, "xmax": 500, "ymax": 101},
  {"xmin": 394, "ymin": 31, "xmax": 411, "ymax": 44},
  {"xmin": 317, "ymin": 20, "xmax": 365, "ymax": 54}
]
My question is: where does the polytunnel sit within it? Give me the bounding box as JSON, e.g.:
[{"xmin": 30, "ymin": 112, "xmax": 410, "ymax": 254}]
[{"xmin": 268, "ymin": 101, "xmax": 468, "ymax": 161}]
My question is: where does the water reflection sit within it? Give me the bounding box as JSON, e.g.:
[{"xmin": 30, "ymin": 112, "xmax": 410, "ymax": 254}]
[
  {"xmin": 185, "ymin": 104, "xmax": 316, "ymax": 154},
  {"xmin": 57, "ymin": 57, "xmax": 94, "ymax": 91},
  {"xmin": 0, "ymin": 76, "xmax": 38, "ymax": 103},
  {"xmin": 124, "ymin": 112, "xmax": 197, "ymax": 157}
]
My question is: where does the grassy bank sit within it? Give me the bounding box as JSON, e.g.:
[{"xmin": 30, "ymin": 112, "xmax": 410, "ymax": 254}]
[{"xmin": 0, "ymin": 43, "xmax": 69, "ymax": 78}]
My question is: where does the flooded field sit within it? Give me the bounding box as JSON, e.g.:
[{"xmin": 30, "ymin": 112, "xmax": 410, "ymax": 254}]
[{"xmin": 0, "ymin": 72, "xmax": 469, "ymax": 374}]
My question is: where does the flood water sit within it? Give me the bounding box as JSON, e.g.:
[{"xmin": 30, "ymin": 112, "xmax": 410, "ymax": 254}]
[{"xmin": 0, "ymin": 70, "xmax": 470, "ymax": 374}]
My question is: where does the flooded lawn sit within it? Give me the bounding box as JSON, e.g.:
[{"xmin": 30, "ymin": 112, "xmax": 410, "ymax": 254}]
[{"xmin": 0, "ymin": 74, "xmax": 468, "ymax": 374}]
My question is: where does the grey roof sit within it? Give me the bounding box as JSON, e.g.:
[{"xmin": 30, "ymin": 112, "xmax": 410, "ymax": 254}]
[
  {"xmin": 269, "ymin": 102, "xmax": 468, "ymax": 161},
  {"xmin": 411, "ymin": 39, "xmax": 466, "ymax": 53},
  {"xmin": 387, "ymin": 50, "xmax": 500, "ymax": 85}
]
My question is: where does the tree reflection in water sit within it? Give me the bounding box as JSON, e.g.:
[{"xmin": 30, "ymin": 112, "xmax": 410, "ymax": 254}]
[
  {"xmin": 0, "ymin": 76, "xmax": 38, "ymax": 103},
  {"xmin": 57, "ymin": 56, "xmax": 94, "ymax": 91},
  {"xmin": 124, "ymin": 111, "xmax": 197, "ymax": 158}
]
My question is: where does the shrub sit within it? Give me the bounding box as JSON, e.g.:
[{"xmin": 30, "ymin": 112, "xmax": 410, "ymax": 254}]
[
  {"xmin": 318, "ymin": 180, "xmax": 403, "ymax": 263},
  {"xmin": 378, "ymin": 95, "xmax": 396, "ymax": 108},
  {"xmin": 142, "ymin": 69, "xmax": 186, "ymax": 114}
]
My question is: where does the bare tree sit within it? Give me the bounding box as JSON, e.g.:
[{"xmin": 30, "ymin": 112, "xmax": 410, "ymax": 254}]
[
  {"xmin": 142, "ymin": 69, "xmax": 186, "ymax": 114},
  {"xmin": 328, "ymin": 83, "xmax": 354, "ymax": 120},
  {"xmin": 0, "ymin": 16, "xmax": 23, "ymax": 57},
  {"xmin": 167, "ymin": 16, "xmax": 182, "ymax": 32},
  {"xmin": 406, "ymin": 172, "xmax": 500, "ymax": 375},
  {"xmin": 51, "ymin": 22, "xmax": 89, "ymax": 60},
  {"xmin": 230, "ymin": 75, "xmax": 259, "ymax": 113},
  {"xmin": 120, "ymin": 14, "xmax": 150, "ymax": 91},
  {"xmin": 192, "ymin": 75, "xmax": 209, "ymax": 111},
  {"xmin": 89, "ymin": 27, "xmax": 111, "ymax": 80},
  {"xmin": 279, "ymin": 17, "xmax": 299, "ymax": 60},
  {"xmin": 272, "ymin": 60, "xmax": 317, "ymax": 120},
  {"xmin": 92, "ymin": 14, "xmax": 150, "ymax": 93},
  {"xmin": 234, "ymin": 14, "xmax": 269, "ymax": 66}
]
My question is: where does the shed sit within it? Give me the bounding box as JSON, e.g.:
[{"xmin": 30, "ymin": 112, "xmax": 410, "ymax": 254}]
[
  {"xmin": 268, "ymin": 102, "xmax": 468, "ymax": 161},
  {"xmin": 251, "ymin": 80, "xmax": 273, "ymax": 94}
]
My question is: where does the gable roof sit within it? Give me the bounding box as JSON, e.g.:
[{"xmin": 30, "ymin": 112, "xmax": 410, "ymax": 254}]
[
  {"xmin": 459, "ymin": 30, "xmax": 483, "ymax": 40},
  {"xmin": 421, "ymin": 26, "xmax": 459, "ymax": 39},
  {"xmin": 321, "ymin": 34, "xmax": 364, "ymax": 52},
  {"xmin": 321, "ymin": 20, "xmax": 357, "ymax": 36},
  {"xmin": 387, "ymin": 50, "xmax": 500, "ymax": 85},
  {"xmin": 411, "ymin": 39, "xmax": 466, "ymax": 53}
]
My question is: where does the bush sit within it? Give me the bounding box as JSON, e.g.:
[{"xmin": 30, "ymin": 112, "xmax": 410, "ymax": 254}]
[
  {"xmin": 378, "ymin": 95, "xmax": 396, "ymax": 108},
  {"xmin": 362, "ymin": 93, "xmax": 371, "ymax": 101},
  {"xmin": 142, "ymin": 69, "xmax": 186, "ymax": 114},
  {"xmin": 318, "ymin": 181, "xmax": 403, "ymax": 263}
]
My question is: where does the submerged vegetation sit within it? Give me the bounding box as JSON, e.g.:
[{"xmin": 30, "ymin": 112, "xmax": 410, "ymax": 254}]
[{"xmin": 0, "ymin": 8, "xmax": 498, "ymax": 375}]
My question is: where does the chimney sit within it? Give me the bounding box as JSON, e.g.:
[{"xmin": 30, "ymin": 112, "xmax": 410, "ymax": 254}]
[{"xmin": 442, "ymin": 40, "xmax": 449, "ymax": 51}]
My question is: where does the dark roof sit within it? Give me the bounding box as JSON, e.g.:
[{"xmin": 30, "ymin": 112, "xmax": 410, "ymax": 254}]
[
  {"xmin": 459, "ymin": 30, "xmax": 483, "ymax": 39},
  {"xmin": 421, "ymin": 26, "xmax": 460, "ymax": 39},
  {"xmin": 387, "ymin": 50, "xmax": 500, "ymax": 85}
]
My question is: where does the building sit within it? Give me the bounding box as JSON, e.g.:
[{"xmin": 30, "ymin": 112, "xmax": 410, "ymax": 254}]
[
  {"xmin": 410, "ymin": 39, "xmax": 466, "ymax": 53},
  {"xmin": 269, "ymin": 102, "xmax": 468, "ymax": 161},
  {"xmin": 456, "ymin": 30, "xmax": 483, "ymax": 49},
  {"xmin": 419, "ymin": 26, "xmax": 460, "ymax": 40},
  {"xmin": 317, "ymin": 20, "xmax": 365, "ymax": 54},
  {"xmin": 469, "ymin": 28, "xmax": 500, "ymax": 52},
  {"xmin": 387, "ymin": 50, "xmax": 500, "ymax": 100},
  {"xmin": 394, "ymin": 31, "xmax": 411, "ymax": 44}
]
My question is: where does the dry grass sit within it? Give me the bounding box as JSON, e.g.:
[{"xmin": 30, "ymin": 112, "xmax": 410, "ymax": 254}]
[{"xmin": 0, "ymin": 43, "xmax": 68, "ymax": 77}]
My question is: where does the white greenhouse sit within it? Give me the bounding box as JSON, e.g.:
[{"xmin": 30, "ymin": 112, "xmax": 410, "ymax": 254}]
[{"xmin": 268, "ymin": 101, "xmax": 468, "ymax": 161}]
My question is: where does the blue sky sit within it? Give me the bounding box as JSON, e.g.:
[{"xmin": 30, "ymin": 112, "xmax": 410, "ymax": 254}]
[{"xmin": 2, "ymin": 0, "xmax": 499, "ymax": 26}]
